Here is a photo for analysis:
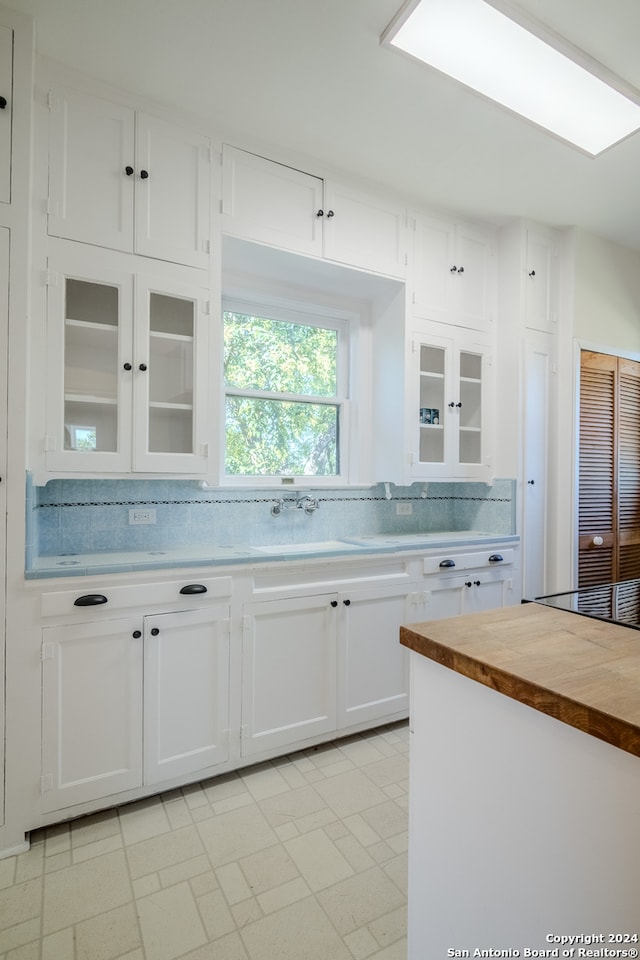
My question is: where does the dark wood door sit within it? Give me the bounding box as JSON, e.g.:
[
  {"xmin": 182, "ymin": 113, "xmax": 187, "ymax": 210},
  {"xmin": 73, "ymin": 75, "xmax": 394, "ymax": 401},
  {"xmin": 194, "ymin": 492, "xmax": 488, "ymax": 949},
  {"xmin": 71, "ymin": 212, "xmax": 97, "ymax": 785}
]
[{"xmin": 579, "ymin": 351, "xmax": 640, "ymax": 590}]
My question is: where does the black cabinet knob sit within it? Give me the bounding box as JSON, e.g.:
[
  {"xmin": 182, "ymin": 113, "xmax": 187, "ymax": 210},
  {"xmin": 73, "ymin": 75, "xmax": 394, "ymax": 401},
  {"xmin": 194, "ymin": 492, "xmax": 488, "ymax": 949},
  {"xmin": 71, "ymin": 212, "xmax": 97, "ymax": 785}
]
[
  {"xmin": 455, "ymin": 402, "xmax": 462, "ymax": 408},
  {"xmin": 489, "ymin": 553, "xmax": 504, "ymax": 563},
  {"xmin": 132, "ymin": 630, "xmax": 142, "ymax": 639},
  {"xmin": 457, "ymin": 266, "xmax": 465, "ymax": 274},
  {"xmin": 439, "ymin": 559, "xmax": 455, "ymax": 568},
  {"xmin": 527, "ymin": 479, "xmax": 535, "ymax": 485},
  {"xmin": 140, "ymin": 169, "xmax": 149, "ymax": 179},
  {"xmin": 125, "ymin": 165, "xmax": 134, "ymax": 176},
  {"xmin": 330, "ymin": 600, "xmax": 338, "ymax": 607},
  {"xmin": 450, "ymin": 265, "xmax": 457, "ymax": 273},
  {"xmin": 448, "ymin": 401, "xmax": 455, "ymax": 408},
  {"xmin": 150, "ymin": 627, "xmax": 160, "ymax": 636},
  {"xmin": 138, "ymin": 363, "xmax": 147, "ymax": 371},
  {"xmin": 73, "ymin": 594, "xmax": 108, "ymax": 606},
  {"xmin": 474, "ymin": 580, "xmax": 481, "ymax": 586},
  {"xmin": 326, "ymin": 210, "xmax": 334, "ymax": 218},
  {"xmin": 528, "ymin": 270, "xmax": 536, "ymax": 277},
  {"xmin": 316, "ymin": 209, "xmax": 324, "ymax": 218},
  {"xmin": 179, "ymin": 583, "xmax": 207, "ymax": 595},
  {"xmin": 465, "ymin": 581, "xmax": 472, "ymax": 588},
  {"xmin": 0, "ymin": 96, "xmax": 7, "ymax": 109},
  {"xmin": 123, "ymin": 362, "xmax": 132, "ymax": 371},
  {"xmin": 343, "ymin": 598, "xmax": 351, "ymax": 606}
]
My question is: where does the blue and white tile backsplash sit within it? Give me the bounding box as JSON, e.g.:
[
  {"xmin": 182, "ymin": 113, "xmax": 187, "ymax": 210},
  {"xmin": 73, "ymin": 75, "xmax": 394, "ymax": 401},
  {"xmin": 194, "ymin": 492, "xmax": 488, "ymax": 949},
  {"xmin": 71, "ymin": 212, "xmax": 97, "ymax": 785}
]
[{"xmin": 26, "ymin": 474, "xmax": 516, "ymax": 567}]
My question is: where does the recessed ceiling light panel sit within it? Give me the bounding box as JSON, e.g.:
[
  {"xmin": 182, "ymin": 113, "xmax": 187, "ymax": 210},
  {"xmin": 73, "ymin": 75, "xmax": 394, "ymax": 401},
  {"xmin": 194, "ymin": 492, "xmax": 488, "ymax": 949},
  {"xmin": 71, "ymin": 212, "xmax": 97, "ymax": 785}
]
[{"xmin": 381, "ymin": 0, "xmax": 640, "ymax": 156}]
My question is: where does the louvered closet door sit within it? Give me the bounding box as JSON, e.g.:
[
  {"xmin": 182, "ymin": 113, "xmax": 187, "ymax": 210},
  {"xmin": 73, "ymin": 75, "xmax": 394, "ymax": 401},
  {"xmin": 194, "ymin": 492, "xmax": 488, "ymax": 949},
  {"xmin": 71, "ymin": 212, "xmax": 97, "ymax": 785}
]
[
  {"xmin": 578, "ymin": 352, "xmax": 616, "ymax": 592},
  {"xmin": 578, "ymin": 351, "xmax": 640, "ymax": 594},
  {"xmin": 618, "ymin": 359, "xmax": 640, "ymax": 579}
]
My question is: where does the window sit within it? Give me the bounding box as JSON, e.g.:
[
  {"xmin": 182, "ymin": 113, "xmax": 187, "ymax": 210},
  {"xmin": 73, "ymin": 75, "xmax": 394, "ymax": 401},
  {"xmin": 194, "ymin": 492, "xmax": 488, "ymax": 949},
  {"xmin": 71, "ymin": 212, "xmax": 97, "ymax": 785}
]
[{"xmin": 223, "ymin": 302, "xmax": 348, "ymax": 480}]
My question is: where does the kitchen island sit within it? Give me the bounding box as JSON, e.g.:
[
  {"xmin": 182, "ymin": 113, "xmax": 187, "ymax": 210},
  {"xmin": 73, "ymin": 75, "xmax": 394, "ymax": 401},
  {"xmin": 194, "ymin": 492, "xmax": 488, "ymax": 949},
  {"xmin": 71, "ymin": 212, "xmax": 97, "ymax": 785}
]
[{"xmin": 400, "ymin": 602, "xmax": 640, "ymax": 958}]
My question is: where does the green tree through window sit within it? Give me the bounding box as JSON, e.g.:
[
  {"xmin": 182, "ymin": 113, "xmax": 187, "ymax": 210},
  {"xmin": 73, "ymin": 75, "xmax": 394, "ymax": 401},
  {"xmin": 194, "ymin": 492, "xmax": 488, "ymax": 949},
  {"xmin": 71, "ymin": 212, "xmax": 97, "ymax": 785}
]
[{"xmin": 224, "ymin": 310, "xmax": 343, "ymax": 477}]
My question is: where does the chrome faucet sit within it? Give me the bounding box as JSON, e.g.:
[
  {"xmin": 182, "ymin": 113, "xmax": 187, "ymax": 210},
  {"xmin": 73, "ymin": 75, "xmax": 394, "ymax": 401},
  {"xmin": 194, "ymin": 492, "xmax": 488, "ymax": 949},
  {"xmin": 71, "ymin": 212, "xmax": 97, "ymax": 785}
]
[
  {"xmin": 270, "ymin": 496, "xmax": 320, "ymax": 516},
  {"xmin": 296, "ymin": 495, "xmax": 319, "ymax": 515}
]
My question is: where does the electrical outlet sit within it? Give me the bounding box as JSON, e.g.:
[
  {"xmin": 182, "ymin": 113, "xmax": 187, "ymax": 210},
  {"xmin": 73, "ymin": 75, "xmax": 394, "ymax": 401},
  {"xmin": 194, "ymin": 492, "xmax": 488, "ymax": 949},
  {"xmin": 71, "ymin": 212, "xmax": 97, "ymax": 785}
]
[
  {"xmin": 396, "ymin": 502, "xmax": 413, "ymax": 516},
  {"xmin": 129, "ymin": 508, "xmax": 156, "ymax": 525}
]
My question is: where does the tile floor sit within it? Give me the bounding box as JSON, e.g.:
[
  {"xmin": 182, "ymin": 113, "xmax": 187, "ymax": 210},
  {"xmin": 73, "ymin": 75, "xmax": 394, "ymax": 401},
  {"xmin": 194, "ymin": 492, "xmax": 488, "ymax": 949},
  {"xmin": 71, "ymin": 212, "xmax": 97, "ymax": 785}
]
[{"xmin": 0, "ymin": 722, "xmax": 409, "ymax": 960}]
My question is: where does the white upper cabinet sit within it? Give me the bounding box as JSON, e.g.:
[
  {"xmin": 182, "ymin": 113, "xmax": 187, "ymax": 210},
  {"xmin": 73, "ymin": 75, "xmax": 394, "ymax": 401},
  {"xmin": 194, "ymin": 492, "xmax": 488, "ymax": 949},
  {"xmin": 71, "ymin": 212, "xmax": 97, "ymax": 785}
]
[
  {"xmin": 221, "ymin": 145, "xmax": 323, "ymax": 257},
  {"xmin": 410, "ymin": 324, "xmax": 493, "ymax": 482},
  {"xmin": 523, "ymin": 225, "xmax": 558, "ymax": 333},
  {"xmin": 47, "ymin": 86, "xmax": 211, "ymax": 269},
  {"xmin": 44, "ymin": 243, "xmax": 211, "ymax": 476},
  {"xmin": 221, "ymin": 145, "xmax": 407, "ymax": 278},
  {"xmin": 321, "ymin": 179, "xmax": 407, "ymax": 279},
  {"xmin": 411, "ymin": 214, "xmax": 495, "ymax": 331},
  {"xmin": 0, "ymin": 24, "xmax": 13, "ymax": 205}
]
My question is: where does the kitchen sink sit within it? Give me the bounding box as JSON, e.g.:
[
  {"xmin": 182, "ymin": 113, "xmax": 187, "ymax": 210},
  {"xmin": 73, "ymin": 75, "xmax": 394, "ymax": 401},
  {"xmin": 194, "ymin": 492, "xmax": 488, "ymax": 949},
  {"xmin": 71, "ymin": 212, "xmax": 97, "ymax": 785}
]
[
  {"xmin": 254, "ymin": 540, "xmax": 364, "ymax": 556},
  {"xmin": 343, "ymin": 531, "xmax": 495, "ymax": 549}
]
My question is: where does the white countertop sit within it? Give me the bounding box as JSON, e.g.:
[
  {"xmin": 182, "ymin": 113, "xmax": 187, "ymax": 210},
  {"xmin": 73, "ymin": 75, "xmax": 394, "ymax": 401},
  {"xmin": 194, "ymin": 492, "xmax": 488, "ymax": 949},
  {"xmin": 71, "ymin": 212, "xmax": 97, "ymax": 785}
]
[{"xmin": 26, "ymin": 532, "xmax": 519, "ymax": 578}]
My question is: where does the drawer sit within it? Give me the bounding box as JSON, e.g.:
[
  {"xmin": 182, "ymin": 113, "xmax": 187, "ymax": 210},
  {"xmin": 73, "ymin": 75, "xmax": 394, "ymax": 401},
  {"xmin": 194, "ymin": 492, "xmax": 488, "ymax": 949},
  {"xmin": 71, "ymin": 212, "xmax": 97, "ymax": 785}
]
[
  {"xmin": 41, "ymin": 575, "xmax": 233, "ymax": 618},
  {"xmin": 423, "ymin": 548, "xmax": 514, "ymax": 575}
]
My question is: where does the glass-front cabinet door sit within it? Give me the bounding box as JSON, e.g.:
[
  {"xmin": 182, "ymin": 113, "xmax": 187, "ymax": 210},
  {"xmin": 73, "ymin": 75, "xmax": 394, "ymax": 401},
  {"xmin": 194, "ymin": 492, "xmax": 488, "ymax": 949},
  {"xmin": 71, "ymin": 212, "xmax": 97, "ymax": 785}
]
[
  {"xmin": 46, "ymin": 245, "xmax": 209, "ymax": 475},
  {"xmin": 457, "ymin": 349, "xmax": 483, "ymax": 467},
  {"xmin": 412, "ymin": 327, "xmax": 491, "ymax": 480},
  {"xmin": 46, "ymin": 254, "xmax": 134, "ymax": 473},
  {"xmin": 133, "ymin": 275, "xmax": 209, "ymax": 473},
  {"xmin": 418, "ymin": 342, "xmax": 446, "ymax": 467}
]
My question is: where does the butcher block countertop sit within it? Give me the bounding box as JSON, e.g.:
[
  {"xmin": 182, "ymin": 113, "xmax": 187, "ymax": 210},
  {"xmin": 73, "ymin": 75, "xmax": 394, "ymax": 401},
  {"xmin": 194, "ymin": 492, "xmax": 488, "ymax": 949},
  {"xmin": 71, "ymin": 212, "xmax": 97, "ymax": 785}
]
[{"xmin": 400, "ymin": 601, "xmax": 640, "ymax": 759}]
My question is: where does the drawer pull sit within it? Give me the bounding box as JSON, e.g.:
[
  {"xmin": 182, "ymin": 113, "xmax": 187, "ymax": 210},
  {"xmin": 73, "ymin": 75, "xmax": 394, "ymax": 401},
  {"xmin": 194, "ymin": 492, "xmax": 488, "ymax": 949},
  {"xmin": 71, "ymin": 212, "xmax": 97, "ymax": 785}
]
[
  {"xmin": 179, "ymin": 583, "xmax": 208, "ymax": 595},
  {"xmin": 488, "ymin": 554, "xmax": 504, "ymax": 563},
  {"xmin": 73, "ymin": 593, "xmax": 108, "ymax": 606},
  {"xmin": 439, "ymin": 559, "xmax": 456, "ymax": 568}
]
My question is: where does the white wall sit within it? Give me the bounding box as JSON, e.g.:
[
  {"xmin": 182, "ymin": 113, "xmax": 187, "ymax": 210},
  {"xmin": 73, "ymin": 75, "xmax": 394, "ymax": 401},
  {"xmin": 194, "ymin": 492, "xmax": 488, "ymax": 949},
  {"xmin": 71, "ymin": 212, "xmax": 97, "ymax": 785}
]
[{"xmin": 573, "ymin": 229, "xmax": 640, "ymax": 350}]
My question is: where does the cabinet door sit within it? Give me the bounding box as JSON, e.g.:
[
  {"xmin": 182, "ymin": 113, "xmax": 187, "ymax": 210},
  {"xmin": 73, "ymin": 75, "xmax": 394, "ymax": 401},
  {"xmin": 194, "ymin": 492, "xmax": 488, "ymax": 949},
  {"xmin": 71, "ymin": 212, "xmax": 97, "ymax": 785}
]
[
  {"xmin": 412, "ymin": 327, "xmax": 491, "ymax": 481},
  {"xmin": 144, "ymin": 606, "xmax": 230, "ymax": 785},
  {"xmin": 337, "ymin": 582, "xmax": 411, "ymax": 729},
  {"xmin": 523, "ymin": 334, "xmax": 552, "ymax": 598},
  {"xmin": 524, "ymin": 228, "xmax": 556, "ymax": 333},
  {"xmin": 414, "ymin": 333, "xmax": 450, "ymax": 473},
  {"xmin": 48, "ymin": 87, "xmax": 135, "ymax": 252},
  {"xmin": 456, "ymin": 343, "xmax": 486, "ymax": 475},
  {"xmin": 0, "ymin": 25, "xmax": 13, "ymax": 205},
  {"xmin": 45, "ymin": 250, "xmax": 134, "ymax": 473},
  {"xmin": 462, "ymin": 575, "xmax": 508, "ymax": 614},
  {"xmin": 323, "ymin": 181, "xmax": 407, "ymax": 278},
  {"xmin": 425, "ymin": 575, "xmax": 465, "ymax": 619},
  {"xmin": 221, "ymin": 145, "xmax": 323, "ymax": 256},
  {"xmin": 241, "ymin": 594, "xmax": 337, "ymax": 756},
  {"xmin": 135, "ymin": 113, "xmax": 210, "ymax": 269},
  {"xmin": 132, "ymin": 272, "xmax": 209, "ymax": 474},
  {"xmin": 452, "ymin": 223, "xmax": 493, "ymax": 331},
  {"xmin": 41, "ymin": 618, "xmax": 143, "ymax": 812},
  {"xmin": 426, "ymin": 573, "xmax": 508, "ymax": 620},
  {"xmin": 412, "ymin": 216, "xmax": 493, "ymax": 331},
  {"xmin": 412, "ymin": 215, "xmax": 455, "ymax": 321}
]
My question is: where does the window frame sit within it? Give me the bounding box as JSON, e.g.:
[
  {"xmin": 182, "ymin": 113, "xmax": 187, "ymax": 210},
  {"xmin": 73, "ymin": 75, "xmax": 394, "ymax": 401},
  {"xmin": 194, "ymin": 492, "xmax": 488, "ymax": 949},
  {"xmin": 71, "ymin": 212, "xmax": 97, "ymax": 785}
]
[{"xmin": 221, "ymin": 295, "xmax": 353, "ymax": 486}]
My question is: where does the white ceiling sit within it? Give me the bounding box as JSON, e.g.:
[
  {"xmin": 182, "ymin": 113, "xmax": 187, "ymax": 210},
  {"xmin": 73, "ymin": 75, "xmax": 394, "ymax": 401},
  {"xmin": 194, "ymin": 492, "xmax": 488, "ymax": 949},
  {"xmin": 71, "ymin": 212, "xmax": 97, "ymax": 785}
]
[{"xmin": 9, "ymin": 0, "xmax": 640, "ymax": 251}]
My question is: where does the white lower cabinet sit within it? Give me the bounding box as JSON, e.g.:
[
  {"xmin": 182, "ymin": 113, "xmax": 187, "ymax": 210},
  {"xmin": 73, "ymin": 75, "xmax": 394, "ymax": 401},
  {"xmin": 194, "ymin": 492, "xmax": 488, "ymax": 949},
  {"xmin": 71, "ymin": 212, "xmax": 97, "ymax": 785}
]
[
  {"xmin": 41, "ymin": 617, "xmax": 143, "ymax": 812},
  {"xmin": 337, "ymin": 582, "xmax": 411, "ymax": 728},
  {"xmin": 241, "ymin": 594, "xmax": 338, "ymax": 757},
  {"xmin": 241, "ymin": 580, "xmax": 414, "ymax": 757},
  {"xmin": 144, "ymin": 606, "xmax": 230, "ymax": 785},
  {"xmin": 41, "ymin": 603, "xmax": 230, "ymax": 812},
  {"xmin": 423, "ymin": 550, "xmax": 515, "ymax": 620}
]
